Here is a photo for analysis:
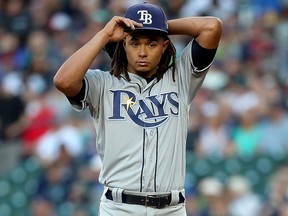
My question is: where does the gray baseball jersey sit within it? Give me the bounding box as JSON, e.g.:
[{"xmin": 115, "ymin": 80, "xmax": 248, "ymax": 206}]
[{"xmin": 70, "ymin": 40, "xmax": 211, "ymax": 193}]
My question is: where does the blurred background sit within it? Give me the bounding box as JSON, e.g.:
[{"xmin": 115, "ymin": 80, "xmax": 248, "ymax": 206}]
[{"xmin": 0, "ymin": 0, "xmax": 288, "ymax": 215}]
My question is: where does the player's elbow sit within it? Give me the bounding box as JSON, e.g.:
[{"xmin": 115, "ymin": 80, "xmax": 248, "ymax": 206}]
[
  {"xmin": 53, "ymin": 72, "xmax": 80, "ymax": 97},
  {"xmin": 197, "ymin": 17, "xmax": 223, "ymax": 49},
  {"xmin": 207, "ymin": 17, "xmax": 223, "ymax": 39},
  {"xmin": 53, "ymin": 73, "xmax": 68, "ymax": 93},
  {"xmin": 53, "ymin": 73, "xmax": 64, "ymax": 90}
]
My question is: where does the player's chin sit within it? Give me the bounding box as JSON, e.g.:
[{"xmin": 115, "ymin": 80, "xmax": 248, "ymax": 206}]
[{"xmin": 136, "ymin": 67, "xmax": 150, "ymax": 73}]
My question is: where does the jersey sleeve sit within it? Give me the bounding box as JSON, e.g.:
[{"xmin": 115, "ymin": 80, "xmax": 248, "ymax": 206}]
[
  {"xmin": 176, "ymin": 39, "xmax": 216, "ymax": 105},
  {"xmin": 67, "ymin": 69, "xmax": 105, "ymax": 118}
]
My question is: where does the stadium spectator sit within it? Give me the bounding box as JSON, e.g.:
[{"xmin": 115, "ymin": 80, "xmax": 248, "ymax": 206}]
[
  {"xmin": 196, "ymin": 101, "xmax": 231, "ymax": 157},
  {"xmin": 226, "ymin": 175, "xmax": 262, "ymax": 216},
  {"xmin": 0, "ymin": 72, "xmax": 27, "ymax": 175},
  {"xmin": 197, "ymin": 177, "xmax": 228, "ymax": 216},
  {"xmin": 258, "ymin": 99, "xmax": 288, "ymax": 155}
]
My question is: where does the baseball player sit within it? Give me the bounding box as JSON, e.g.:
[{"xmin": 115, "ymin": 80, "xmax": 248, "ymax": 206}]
[{"xmin": 54, "ymin": 2, "xmax": 222, "ymax": 216}]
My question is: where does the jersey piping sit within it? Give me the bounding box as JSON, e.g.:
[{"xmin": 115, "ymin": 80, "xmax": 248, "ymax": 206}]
[{"xmin": 140, "ymin": 128, "xmax": 145, "ymax": 192}]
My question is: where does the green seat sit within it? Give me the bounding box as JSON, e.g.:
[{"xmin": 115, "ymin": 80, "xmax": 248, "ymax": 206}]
[
  {"xmin": 0, "ymin": 180, "xmax": 11, "ymax": 199},
  {"xmin": 256, "ymin": 156, "xmax": 274, "ymax": 174},
  {"xmin": 24, "ymin": 179, "xmax": 38, "ymax": 196},
  {"xmin": 10, "ymin": 191, "xmax": 28, "ymax": 209},
  {"xmin": 57, "ymin": 201, "xmax": 74, "ymax": 216},
  {"xmin": 9, "ymin": 167, "xmax": 28, "ymax": 185},
  {"xmin": 0, "ymin": 204, "xmax": 12, "ymax": 216},
  {"xmin": 193, "ymin": 159, "xmax": 212, "ymax": 177},
  {"xmin": 23, "ymin": 157, "xmax": 41, "ymax": 174},
  {"xmin": 224, "ymin": 158, "xmax": 242, "ymax": 175}
]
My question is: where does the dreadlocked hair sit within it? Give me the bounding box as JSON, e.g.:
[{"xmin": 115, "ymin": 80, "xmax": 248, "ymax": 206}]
[
  {"xmin": 110, "ymin": 42, "xmax": 130, "ymax": 80},
  {"xmin": 110, "ymin": 37, "xmax": 177, "ymax": 82},
  {"xmin": 157, "ymin": 37, "xmax": 177, "ymax": 82}
]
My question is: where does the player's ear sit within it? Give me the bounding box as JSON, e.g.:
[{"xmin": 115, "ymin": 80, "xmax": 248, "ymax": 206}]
[
  {"xmin": 162, "ymin": 39, "xmax": 169, "ymax": 53},
  {"xmin": 122, "ymin": 39, "xmax": 127, "ymax": 51}
]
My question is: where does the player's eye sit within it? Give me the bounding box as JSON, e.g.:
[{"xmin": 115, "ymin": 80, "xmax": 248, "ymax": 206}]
[
  {"xmin": 148, "ymin": 43, "xmax": 156, "ymax": 47},
  {"xmin": 131, "ymin": 42, "xmax": 138, "ymax": 47}
]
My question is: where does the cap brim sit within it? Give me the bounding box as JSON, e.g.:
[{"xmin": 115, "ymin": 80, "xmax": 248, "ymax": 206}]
[{"xmin": 128, "ymin": 27, "xmax": 168, "ymax": 35}]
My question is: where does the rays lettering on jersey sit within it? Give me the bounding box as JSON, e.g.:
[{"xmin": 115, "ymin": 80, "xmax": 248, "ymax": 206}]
[{"xmin": 108, "ymin": 90, "xmax": 179, "ymax": 127}]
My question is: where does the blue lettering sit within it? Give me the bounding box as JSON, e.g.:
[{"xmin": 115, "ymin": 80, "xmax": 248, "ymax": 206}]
[
  {"xmin": 108, "ymin": 90, "xmax": 136, "ymax": 120},
  {"xmin": 167, "ymin": 92, "xmax": 179, "ymax": 115},
  {"xmin": 146, "ymin": 94, "xmax": 167, "ymax": 117},
  {"xmin": 108, "ymin": 90, "xmax": 179, "ymax": 128}
]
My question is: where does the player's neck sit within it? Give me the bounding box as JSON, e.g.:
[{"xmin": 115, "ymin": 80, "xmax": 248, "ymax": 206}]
[{"xmin": 145, "ymin": 74, "xmax": 157, "ymax": 83}]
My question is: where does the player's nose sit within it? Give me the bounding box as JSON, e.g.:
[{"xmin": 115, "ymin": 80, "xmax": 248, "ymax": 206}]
[{"xmin": 138, "ymin": 45, "xmax": 148, "ymax": 57}]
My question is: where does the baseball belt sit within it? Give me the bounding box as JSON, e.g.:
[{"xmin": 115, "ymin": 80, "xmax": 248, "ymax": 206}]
[{"xmin": 105, "ymin": 189, "xmax": 185, "ymax": 209}]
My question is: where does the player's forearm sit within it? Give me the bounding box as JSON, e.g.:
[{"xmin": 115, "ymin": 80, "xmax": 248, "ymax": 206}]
[
  {"xmin": 53, "ymin": 31, "xmax": 110, "ymax": 97},
  {"xmin": 168, "ymin": 17, "xmax": 222, "ymax": 49}
]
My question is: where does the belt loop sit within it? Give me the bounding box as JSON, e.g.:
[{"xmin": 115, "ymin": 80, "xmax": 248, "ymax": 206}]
[
  {"xmin": 111, "ymin": 188, "xmax": 124, "ymax": 203},
  {"xmin": 170, "ymin": 190, "xmax": 180, "ymax": 206}
]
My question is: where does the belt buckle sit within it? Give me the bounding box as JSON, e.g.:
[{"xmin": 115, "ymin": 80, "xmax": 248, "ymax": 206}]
[{"xmin": 145, "ymin": 195, "xmax": 168, "ymax": 209}]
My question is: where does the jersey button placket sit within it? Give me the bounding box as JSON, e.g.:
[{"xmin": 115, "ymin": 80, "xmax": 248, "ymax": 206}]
[{"xmin": 146, "ymin": 128, "xmax": 155, "ymax": 137}]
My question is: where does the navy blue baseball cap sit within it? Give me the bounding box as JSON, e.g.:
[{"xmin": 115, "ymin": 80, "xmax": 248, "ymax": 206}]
[{"xmin": 124, "ymin": 2, "xmax": 168, "ymax": 34}]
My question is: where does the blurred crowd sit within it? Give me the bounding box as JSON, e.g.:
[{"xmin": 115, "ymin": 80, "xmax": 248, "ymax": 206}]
[{"xmin": 1, "ymin": 0, "xmax": 288, "ymax": 215}]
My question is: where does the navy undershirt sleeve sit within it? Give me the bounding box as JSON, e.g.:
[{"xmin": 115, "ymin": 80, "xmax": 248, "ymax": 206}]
[
  {"xmin": 67, "ymin": 80, "xmax": 86, "ymax": 103},
  {"xmin": 191, "ymin": 40, "xmax": 217, "ymax": 71}
]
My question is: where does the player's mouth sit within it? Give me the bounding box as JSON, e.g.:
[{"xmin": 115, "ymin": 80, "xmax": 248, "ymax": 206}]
[{"xmin": 136, "ymin": 61, "xmax": 149, "ymax": 67}]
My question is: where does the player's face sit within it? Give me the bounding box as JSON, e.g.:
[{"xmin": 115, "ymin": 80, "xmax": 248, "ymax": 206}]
[{"xmin": 123, "ymin": 32, "xmax": 169, "ymax": 79}]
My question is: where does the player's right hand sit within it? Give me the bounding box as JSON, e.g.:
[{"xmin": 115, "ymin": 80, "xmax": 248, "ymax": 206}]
[{"xmin": 102, "ymin": 16, "xmax": 143, "ymax": 43}]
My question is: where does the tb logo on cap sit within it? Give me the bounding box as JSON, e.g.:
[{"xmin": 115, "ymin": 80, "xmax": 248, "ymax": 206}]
[{"xmin": 137, "ymin": 10, "xmax": 152, "ymax": 24}]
